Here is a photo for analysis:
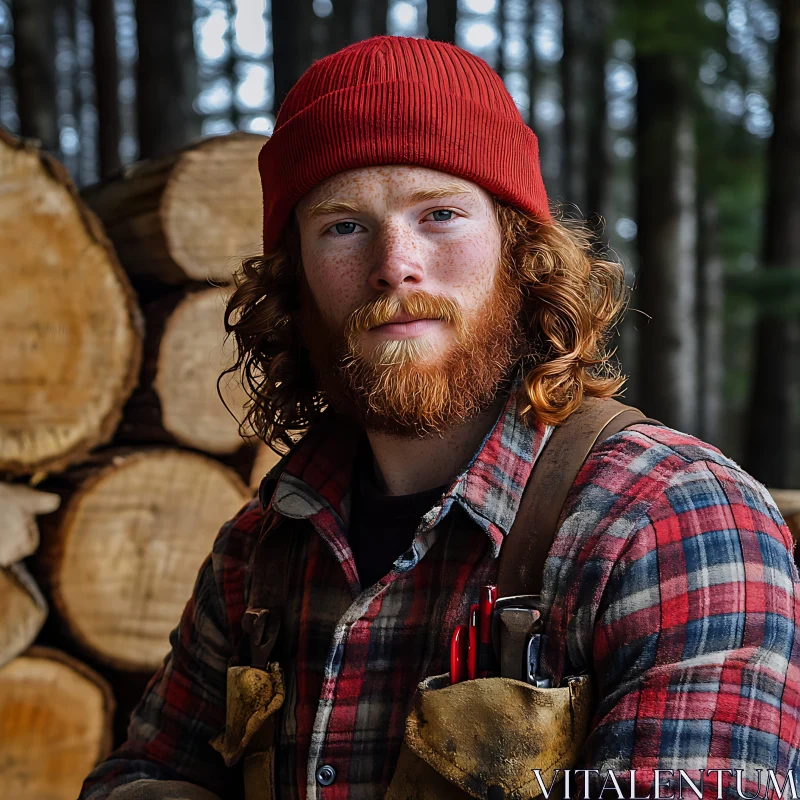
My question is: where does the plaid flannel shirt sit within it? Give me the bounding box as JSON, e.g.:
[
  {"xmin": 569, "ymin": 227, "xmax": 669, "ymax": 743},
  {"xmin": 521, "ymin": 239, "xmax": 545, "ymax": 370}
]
[{"xmin": 80, "ymin": 384, "xmax": 800, "ymax": 800}]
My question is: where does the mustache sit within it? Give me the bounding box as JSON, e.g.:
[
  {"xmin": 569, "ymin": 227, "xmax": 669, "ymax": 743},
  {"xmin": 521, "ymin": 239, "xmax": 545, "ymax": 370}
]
[{"xmin": 343, "ymin": 292, "xmax": 464, "ymax": 340}]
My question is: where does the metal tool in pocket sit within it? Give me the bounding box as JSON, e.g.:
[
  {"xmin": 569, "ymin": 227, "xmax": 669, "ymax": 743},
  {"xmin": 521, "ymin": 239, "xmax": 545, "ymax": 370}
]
[
  {"xmin": 524, "ymin": 633, "xmax": 551, "ymax": 688},
  {"xmin": 492, "ymin": 594, "xmax": 548, "ymax": 684}
]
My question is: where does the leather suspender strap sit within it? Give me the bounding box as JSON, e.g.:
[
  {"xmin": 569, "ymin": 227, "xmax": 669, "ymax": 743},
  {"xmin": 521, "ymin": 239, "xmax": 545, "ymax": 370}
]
[
  {"xmin": 497, "ymin": 397, "xmax": 651, "ymax": 599},
  {"xmin": 242, "ymin": 511, "xmax": 292, "ymax": 669}
]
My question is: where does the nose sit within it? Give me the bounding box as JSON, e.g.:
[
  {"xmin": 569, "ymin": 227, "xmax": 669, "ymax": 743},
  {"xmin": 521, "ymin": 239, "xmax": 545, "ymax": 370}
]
[{"xmin": 367, "ymin": 222, "xmax": 425, "ymax": 292}]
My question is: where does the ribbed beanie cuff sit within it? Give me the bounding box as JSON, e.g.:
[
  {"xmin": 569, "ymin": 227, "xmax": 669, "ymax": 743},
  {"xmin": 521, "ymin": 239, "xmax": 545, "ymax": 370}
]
[{"xmin": 259, "ymin": 36, "xmax": 551, "ymax": 253}]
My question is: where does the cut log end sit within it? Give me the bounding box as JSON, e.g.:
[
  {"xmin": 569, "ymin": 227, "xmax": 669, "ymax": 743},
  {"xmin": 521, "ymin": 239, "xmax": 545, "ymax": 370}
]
[
  {"xmin": 41, "ymin": 449, "xmax": 251, "ymax": 671},
  {"xmin": 163, "ymin": 133, "xmax": 267, "ymax": 282},
  {"xmin": 771, "ymin": 489, "xmax": 800, "ymax": 544},
  {"xmin": 153, "ymin": 287, "xmax": 249, "ymax": 454},
  {"xmin": 0, "ymin": 646, "xmax": 114, "ymax": 800},
  {"xmin": 0, "ymin": 131, "xmax": 143, "ymax": 475}
]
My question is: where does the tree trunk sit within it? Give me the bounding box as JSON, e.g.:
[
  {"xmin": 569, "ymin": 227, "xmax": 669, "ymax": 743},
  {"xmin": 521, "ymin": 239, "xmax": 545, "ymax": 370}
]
[
  {"xmin": 89, "ymin": 0, "xmax": 122, "ymax": 177},
  {"xmin": 426, "ymin": 0, "xmax": 458, "ymax": 43},
  {"xmin": 135, "ymin": 0, "xmax": 201, "ymax": 159},
  {"xmin": 116, "ymin": 287, "xmax": 251, "ymax": 456},
  {"xmin": 0, "ymin": 129, "xmax": 143, "ymax": 476},
  {"xmin": 635, "ymin": 54, "xmax": 699, "ymax": 432},
  {"xmin": 745, "ymin": 0, "xmax": 800, "ymax": 487},
  {"xmin": 271, "ymin": 0, "xmax": 316, "ymax": 113},
  {"xmin": 331, "ymin": 0, "xmax": 356, "ymax": 51},
  {"xmin": 697, "ymin": 191, "xmax": 724, "ymax": 446},
  {"xmin": 37, "ymin": 449, "xmax": 250, "ymax": 672},
  {"xmin": 366, "ymin": 0, "xmax": 389, "ymax": 37},
  {"xmin": 526, "ymin": 0, "xmax": 538, "ymax": 128},
  {"xmin": 0, "ymin": 646, "xmax": 114, "ymax": 800},
  {"xmin": 0, "ymin": 564, "xmax": 48, "ymax": 669},
  {"xmin": 11, "ymin": 0, "xmax": 59, "ymax": 154},
  {"xmin": 82, "ymin": 132, "xmax": 268, "ymax": 288},
  {"xmin": 560, "ymin": 0, "xmax": 588, "ymax": 213},
  {"xmin": 584, "ymin": 0, "xmax": 611, "ymax": 234}
]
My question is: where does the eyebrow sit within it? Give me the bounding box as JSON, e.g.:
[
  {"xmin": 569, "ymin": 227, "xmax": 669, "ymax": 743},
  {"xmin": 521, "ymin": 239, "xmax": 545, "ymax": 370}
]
[{"xmin": 302, "ymin": 180, "xmax": 476, "ymax": 219}]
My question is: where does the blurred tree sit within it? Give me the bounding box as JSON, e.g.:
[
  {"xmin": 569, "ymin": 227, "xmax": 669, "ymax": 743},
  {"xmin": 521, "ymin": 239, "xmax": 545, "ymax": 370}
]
[
  {"xmin": 135, "ymin": 0, "xmax": 200, "ymax": 158},
  {"xmin": 11, "ymin": 0, "xmax": 59, "ymax": 154},
  {"xmin": 89, "ymin": 0, "xmax": 120, "ymax": 176},
  {"xmin": 526, "ymin": 0, "xmax": 538, "ymax": 128},
  {"xmin": 632, "ymin": 2, "xmax": 705, "ymax": 432},
  {"xmin": 359, "ymin": 0, "xmax": 389, "ymax": 39},
  {"xmin": 331, "ymin": 0, "xmax": 357, "ymax": 50},
  {"xmin": 697, "ymin": 186, "xmax": 724, "ymax": 445},
  {"xmin": 426, "ymin": 0, "xmax": 457, "ymax": 43},
  {"xmin": 560, "ymin": 0, "xmax": 587, "ymax": 212},
  {"xmin": 271, "ymin": 0, "xmax": 315, "ymax": 113},
  {"xmin": 584, "ymin": 0, "xmax": 612, "ymax": 234},
  {"xmin": 745, "ymin": 0, "xmax": 800, "ymax": 487}
]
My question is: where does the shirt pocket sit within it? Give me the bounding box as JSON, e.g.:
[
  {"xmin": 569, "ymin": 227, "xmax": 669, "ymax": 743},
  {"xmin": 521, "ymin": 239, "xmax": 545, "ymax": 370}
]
[
  {"xmin": 210, "ymin": 663, "xmax": 285, "ymax": 800},
  {"xmin": 385, "ymin": 672, "xmax": 592, "ymax": 800}
]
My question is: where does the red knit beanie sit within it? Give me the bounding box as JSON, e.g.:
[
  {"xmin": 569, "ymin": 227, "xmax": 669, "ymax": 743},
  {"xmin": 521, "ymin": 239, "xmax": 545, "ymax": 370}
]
[{"xmin": 258, "ymin": 35, "xmax": 551, "ymax": 252}]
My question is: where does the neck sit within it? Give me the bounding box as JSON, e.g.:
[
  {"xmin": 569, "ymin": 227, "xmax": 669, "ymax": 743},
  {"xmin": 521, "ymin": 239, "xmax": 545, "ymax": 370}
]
[{"xmin": 364, "ymin": 396, "xmax": 506, "ymax": 496}]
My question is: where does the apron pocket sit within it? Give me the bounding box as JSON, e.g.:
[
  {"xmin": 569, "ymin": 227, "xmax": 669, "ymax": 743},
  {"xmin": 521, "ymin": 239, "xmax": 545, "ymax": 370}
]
[{"xmin": 386, "ymin": 673, "xmax": 592, "ymax": 800}]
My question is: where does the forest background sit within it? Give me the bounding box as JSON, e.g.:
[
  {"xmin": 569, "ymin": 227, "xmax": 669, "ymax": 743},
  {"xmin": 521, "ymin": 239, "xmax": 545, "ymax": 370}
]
[{"xmin": 1, "ymin": 0, "xmax": 798, "ymax": 488}]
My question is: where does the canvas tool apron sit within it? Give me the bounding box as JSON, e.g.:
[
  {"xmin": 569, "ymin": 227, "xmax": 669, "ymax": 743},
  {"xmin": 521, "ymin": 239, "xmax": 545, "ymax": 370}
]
[{"xmin": 210, "ymin": 398, "xmax": 653, "ymax": 800}]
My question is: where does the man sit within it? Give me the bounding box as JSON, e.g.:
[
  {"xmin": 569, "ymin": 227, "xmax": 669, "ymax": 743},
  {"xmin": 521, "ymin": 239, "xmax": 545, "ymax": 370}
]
[{"xmin": 80, "ymin": 36, "xmax": 800, "ymax": 800}]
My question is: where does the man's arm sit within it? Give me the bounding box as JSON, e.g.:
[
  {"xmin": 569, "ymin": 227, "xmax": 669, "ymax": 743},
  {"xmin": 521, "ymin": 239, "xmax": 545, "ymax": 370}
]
[
  {"xmin": 579, "ymin": 457, "xmax": 800, "ymax": 796},
  {"xmin": 79, "ymin": 500, "xmax": 259, "ymax": 800}
]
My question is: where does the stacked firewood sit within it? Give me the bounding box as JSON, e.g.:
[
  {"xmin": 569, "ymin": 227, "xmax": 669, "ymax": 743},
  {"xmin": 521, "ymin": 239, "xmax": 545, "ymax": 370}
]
[{"xmin": 0, "ymin": 129, "xmax": 283, "ymax": 799}]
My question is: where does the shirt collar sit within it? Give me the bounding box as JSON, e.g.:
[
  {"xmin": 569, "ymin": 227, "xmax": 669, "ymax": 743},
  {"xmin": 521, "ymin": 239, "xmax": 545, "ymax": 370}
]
[{"xmin": 260, "ymin": 376, "xmax": 553, "ymax": 556}]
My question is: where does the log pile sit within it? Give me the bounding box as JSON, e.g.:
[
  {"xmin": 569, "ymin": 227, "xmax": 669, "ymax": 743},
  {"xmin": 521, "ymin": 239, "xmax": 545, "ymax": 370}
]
[{"xmin": 0, "ymin": 128, "xmax": 272, "ymax": 793}]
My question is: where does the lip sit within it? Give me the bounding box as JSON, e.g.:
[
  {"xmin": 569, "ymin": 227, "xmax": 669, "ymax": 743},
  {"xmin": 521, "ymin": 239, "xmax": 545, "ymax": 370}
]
[{"xmin": 367, "ymin": 318, "xmax": 442, "ymax": 339}]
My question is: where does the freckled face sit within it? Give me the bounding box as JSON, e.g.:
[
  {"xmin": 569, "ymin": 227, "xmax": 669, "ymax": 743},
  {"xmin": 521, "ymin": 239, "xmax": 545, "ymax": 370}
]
[{"xmin": 295, "ymin": 165, "xmax": 503, "ymax": 362}]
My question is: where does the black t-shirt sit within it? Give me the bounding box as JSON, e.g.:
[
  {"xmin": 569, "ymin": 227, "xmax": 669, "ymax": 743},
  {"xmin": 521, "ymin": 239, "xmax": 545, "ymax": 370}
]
[{"xmin": 349, "ymin": 447, "xmax": 448, "ymax": 590}]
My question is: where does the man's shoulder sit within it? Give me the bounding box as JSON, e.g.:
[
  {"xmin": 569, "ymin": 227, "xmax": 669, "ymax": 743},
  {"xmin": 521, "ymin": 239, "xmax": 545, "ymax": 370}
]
[{"xmin": 572, "ymin": 420, "xmax": 787, "ymax": 535}]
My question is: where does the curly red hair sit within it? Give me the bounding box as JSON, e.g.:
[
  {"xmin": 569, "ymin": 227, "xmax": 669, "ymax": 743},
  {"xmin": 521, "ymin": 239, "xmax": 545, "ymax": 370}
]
[{"xmin": 221, "ymin": 202, "xmax": 628, "ymax": 453}]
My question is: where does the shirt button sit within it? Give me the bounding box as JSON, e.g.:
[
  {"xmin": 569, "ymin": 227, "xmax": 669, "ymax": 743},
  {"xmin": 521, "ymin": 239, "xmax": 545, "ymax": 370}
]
[{"xmin": 316, "ymin": 764, "xmax": 337, "ymax": 786}]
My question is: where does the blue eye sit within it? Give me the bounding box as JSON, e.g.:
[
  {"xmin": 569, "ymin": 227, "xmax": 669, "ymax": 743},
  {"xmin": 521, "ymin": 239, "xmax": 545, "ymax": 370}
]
[
  {"xmin": 332, "ymin": 221, "xmax": 358, "ymax": 235},
  {"xmin": 430, "ymin": 209, "xmax": 454, "ymax": 222}
]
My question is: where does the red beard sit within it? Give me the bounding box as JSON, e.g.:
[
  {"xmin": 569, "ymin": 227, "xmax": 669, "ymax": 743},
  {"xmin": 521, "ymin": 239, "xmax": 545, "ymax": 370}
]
[{"xmin": 299, "ymin": 270, "xmax": 523, "ymax": 437}]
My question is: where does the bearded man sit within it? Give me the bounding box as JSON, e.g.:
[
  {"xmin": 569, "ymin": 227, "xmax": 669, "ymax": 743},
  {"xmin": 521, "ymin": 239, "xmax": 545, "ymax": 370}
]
[{"xmin": 80, "ymin": 36, "xmax": 800, "ymax": 800}]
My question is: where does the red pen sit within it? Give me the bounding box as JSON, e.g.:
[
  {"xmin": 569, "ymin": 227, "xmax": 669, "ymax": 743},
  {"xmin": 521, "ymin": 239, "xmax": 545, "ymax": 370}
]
[
  {"xmin": 467, "ymin": 603, "xmax": 479, "ymax": 680},
  {"xmin": 449, "ymin": 624, "xmax": 468, "ymax": 684},
  {"xmin": 477, "ymin": 584, "xmax": 497, "ymax": 677}
]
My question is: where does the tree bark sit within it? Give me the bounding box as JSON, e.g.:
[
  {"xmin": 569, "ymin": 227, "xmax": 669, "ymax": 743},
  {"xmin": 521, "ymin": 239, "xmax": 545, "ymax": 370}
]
[
  {"xmin": 82, "ymin": 132, "xmax": 268, "ymax": 288},
  {"xmin": 90, "ymin": 0, "xmax": 122, "ymax": 177},
  {"xmin": 584, "ymin": 0, "xmax": 611, "ymax": 234},
  {"xmin": 0, "ymin": 129, "xmax": 143, "ymax": 476},
  {"xmin": 331, "ymin": 0, "xmax": 357, "ymax": 51},
  {"xmin": 635, "ymin": 54, "xmax": 699, "ymax": 432},
  {"xmin": 0, "ymin": 647, "xmax": 114, "ymax": 800},
  {"xmin": 426, "ymin": 0, "xmax": 458, "ymax": 43},
  {"xmin": 135, "ymin": 0, "xmax": 201, "ymax": 158},
  {"xmin": 37, "ymin": 449, "xmax": 250, "ymax": 671},
  {"xmin": 366, "ymin": 0, "xmax": 389, "ymax": 37},
  {"xmin": 526, "ymin": 0, "xmax": 538, "ymax": 128},
  {"xmin": 560, "ymin": 0, "xmax": 588, "ymax": 213},
  {"xmin": 697, "ymin": 191, "xmax": 724, "ymax": 446},
  {"xmin": 11, "ymin": 0, "xmax": 59, "ymax": 154},
  {"xmin": 271, "ymin": 0, "xmax": 316, "ymax": 114},
  {"xmin": 745, "ymin": 0, "xmax": 800, "ymax": 487}
]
